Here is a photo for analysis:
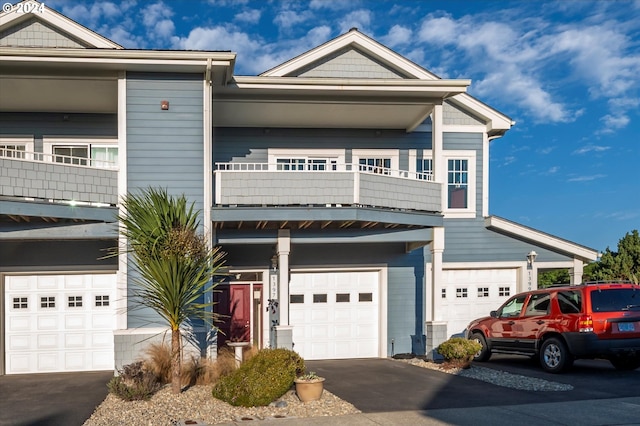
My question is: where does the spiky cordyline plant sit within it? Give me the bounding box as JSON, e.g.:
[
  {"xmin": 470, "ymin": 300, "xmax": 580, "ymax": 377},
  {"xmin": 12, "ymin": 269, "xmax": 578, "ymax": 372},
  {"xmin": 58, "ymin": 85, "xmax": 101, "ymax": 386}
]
[{"xmin": 117, "ymin": 187, "xmax": 226, "ymax": 394}]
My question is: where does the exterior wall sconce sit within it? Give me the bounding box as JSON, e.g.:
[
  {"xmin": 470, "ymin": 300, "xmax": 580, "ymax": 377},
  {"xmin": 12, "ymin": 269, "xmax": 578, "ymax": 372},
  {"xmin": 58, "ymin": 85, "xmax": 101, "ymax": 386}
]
[
  {"xmin": 526, "ymin": 250, "xmax": 538, "ymax": 267},
  {"xmin": 270, "ymin": 254, "xmax": 278, "ymax": 272},
  {"xmin": 160, "ymin": 100, "xmax": 169, "ymax": 110}
]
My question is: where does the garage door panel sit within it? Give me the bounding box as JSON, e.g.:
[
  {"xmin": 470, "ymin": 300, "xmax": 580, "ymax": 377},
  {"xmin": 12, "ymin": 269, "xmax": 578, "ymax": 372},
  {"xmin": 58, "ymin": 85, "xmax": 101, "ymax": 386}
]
[
  {"xmin": 4, "ymin": 274, "xmax": 116, "ymax": 374},
  {"xmin": 290, "ymin": 271, "xmax": 379, "ymax": 360},
  {"xmin": 442, "ymin": 269, "xmax": 517, "ymax": 338}
]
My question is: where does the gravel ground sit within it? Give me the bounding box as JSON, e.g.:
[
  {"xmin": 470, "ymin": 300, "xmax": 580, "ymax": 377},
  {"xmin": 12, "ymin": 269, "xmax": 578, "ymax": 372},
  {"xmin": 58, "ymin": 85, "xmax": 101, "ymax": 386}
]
[
  {"xmin": 83, "ymin": 385, "xmax": 359, "ymax": 426},
  {"xmin": 398, "ymin": 358, "xmax": 574, "ymax": 391},
  {"xmin": 84, "ymin": 358, "xmax": 572, "ymax": 425}
]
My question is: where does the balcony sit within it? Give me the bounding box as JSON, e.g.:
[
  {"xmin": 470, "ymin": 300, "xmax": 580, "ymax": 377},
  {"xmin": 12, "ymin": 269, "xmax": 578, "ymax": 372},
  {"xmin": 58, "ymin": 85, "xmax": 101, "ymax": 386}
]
[
  {"xmin": 0, "ymin": 149, "xmax": 118, "ymax": 206},
  {"xmin": 214, "ymin": 163, "xmax": 442, "ymax": 213}
]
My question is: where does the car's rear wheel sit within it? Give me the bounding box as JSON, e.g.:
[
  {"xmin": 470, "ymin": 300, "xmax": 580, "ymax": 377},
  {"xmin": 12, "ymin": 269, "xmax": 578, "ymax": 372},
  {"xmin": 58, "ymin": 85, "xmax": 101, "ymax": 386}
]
[
  {"xmin": 470, "ymin": 332, "xmax": 491, "ymax": 362},
  {"xmin": 539, "ymin": 337, "xmax": 573, "ymax": 373},
  {"xmin": 609, "ymin": 356, "xmax": 640, "ymax": 371}
]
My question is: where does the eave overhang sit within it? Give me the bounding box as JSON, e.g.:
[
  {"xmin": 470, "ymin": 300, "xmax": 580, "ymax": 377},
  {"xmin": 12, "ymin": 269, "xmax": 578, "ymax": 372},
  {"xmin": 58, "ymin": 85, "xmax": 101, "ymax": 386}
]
[
  {"xmin": 213, "ymin": 76, "xmax": 470, "ymax": 130},
  {"xmin": 485, "ymin": 216, "xmax": 599, "ymax": 262}
]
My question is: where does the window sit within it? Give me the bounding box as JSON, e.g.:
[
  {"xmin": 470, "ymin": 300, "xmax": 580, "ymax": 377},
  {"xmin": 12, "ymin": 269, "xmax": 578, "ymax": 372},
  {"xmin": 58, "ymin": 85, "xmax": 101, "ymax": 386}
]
[
  {"xmin": 441, "ymin": 288, "xmax": 447, "ymax": 299},
  {"xmin": 44, "ymin": 138, "xmax": 118, "ymax": 168},
  {"xmin": 290, "ymin": 294, "xmax": 304, "ymax": 304},
  {"xmin": 478, "ymin": 287, "xmax": 489, "ymax": 298},
  {"xmin": 95, "ymin": 295, "xmax": 110, "ymax": 307},
  {"xmin": 359, "ymin": 158, "xmax": 391, "ymax": 175},
  {"xmin": 68, "ymin": 296, "xmax": 83, "ymax": 308},
  {"xmin": 336, "ymin": 293, "xmax": 350, "ymax": 302},
  {"xmin": 13, "ymin": 297, "xmax": 28, "ymax": 309},
  {"xmin": 417, "ymin": 158, "xmax": 433, "ymax": 180},
  {"xmin": 456, "ymin": 288, "xmax": 468, "ymax": 298},
  {"xmin": 276, "ymin": 158, "xmax": 336, "ymax": 171},
  {"xmin": 499, "ymin": 287, "xmax": 511, "ymax": 297},
  {"xmin": 499, "ymin": 295, "xmax": 527, "ymax": 317},
  {"xmin": 0, "ymin": 144, "xmax": 26, "ymax": 159},
  {"xmin": 359, "ymin": 293, "xmax": 373, "ymax": 302},
  {"xmin": 557, "ymin": 291, "xmax": 581, "ymax": 314},
  {"xmin": 524, "ymin": 293, "xmax": 551, "ymax": 316},
  {"xmin": 313, "ymin": 294, "xmax": 327, "ymax": 303},
  {"xmin": 40, "ymin": 296, "xmax": 55, "ymax": 308},
  {"xmin": 448, "ymin": 159, "xmax": 468, "ymax": 208}
]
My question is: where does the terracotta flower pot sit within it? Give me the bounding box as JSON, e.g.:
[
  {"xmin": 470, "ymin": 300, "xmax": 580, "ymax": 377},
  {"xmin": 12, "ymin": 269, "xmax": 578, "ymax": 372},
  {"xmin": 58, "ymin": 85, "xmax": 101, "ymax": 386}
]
[{"xmin": 294, "ymin": 377, "xmax": 325, "ymax": 402}]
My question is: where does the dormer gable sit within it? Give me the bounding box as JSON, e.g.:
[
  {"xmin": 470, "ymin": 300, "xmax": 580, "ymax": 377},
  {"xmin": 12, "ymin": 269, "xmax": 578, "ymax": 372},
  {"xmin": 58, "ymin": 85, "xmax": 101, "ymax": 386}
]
[{"xmin": 0, "ymin": 0, "xmax": 122, "ymax": 49}]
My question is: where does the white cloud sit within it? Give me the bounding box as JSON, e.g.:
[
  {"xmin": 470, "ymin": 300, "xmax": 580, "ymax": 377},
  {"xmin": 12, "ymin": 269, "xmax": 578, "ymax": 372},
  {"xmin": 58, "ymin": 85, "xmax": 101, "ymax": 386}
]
[
  {"xmin": 235, "ymin": 9, "xmax": 261, "ymax": 24},
  {"xmin": 572, "ymin": 145, "xmax": 611, "ymax": 155},
  {"xmin": 600, "ymin": 114, "xmax": 630, "ymax": 133},
  {"xmin": 338, "ymin": 9, "xmax": 372, "ymax": 34},
  {"xmin": 418, "ymin": 15, "xmax": 457, "ymax": 44},
  {"xmin": 309, "ymin": 0, "xmax": 359, "ymax": 11},
  {"xmin": 273, "ymin": 10, "xmax": 312, "ymax": 30},
  {"xmin": 381, "ymin": 25, "xmax": 412, "ymax": 48},
  {"xmin": 567, "ymin": 174, "xmax": 607, "ymax": 182},
  {"xmin": 545, "ymin": 166, "xmax": 559, "ymax": 175}
]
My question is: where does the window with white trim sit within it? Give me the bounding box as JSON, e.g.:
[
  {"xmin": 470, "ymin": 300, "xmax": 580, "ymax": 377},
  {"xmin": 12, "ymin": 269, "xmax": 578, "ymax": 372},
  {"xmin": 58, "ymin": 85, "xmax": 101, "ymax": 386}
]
[
  {"xmin": 13, "ymin": 297, "xmax": 28, "ymax": 309},
  {"xmin": 276, "ymin": 158, "xmax": 336, "ymax": 171},
  {"xmin": 478, "ymin": 287, "xmax": 489, "ymax": 298},
  {"xmin": 448, "ymin": 159, "xmax": 468, "ymax": 208},
  {"xmin": 44, "ymin": 138, "xmax": 118, "ymax": 168},
  {"xmin": 499, "ymin": 287, "xmax": 511, "ymax": 297},
  {"xmin": 416, "ymin": 158, "xmax": 433, "ymax": 180},
  {"xmin": 0, "ymin": 137, "xmax": 34, "ymax": 159},
  {"xmin": 456, "ymin": 288, "xmax": 468, "ymax": 298},
  {"xmin": 358, "ymin": 157, "xmax": 391, "ymax": 175},
  {"xmin": 443, "ymin": 150, "xmax": 476, "ymax": 217}
]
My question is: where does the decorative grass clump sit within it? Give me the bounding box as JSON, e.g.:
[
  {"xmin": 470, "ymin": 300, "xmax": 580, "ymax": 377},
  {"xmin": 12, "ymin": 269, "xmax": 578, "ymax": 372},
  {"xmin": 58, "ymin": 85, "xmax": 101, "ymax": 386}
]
[
  {"xmin": 437, "ymin": 337, "xmax": 482, "ymax": 368},
  {"xmin": 107, "ymin": 361, "xmax": 162, "ymax": 401},
  {"xmin": 212, "ymin": 348, "xmax": 305, "ymax": 407}
]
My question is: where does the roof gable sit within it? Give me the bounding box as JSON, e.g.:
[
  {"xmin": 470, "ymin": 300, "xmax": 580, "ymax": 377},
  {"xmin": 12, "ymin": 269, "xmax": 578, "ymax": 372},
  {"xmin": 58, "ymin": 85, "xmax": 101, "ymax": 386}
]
[
  {"xmin": 0, "ymin": 0, "xmax": 122, "ymax": 49},
  {"xmin": 262, "ymin": 29, "xmax": 513, "ymax": 135}
]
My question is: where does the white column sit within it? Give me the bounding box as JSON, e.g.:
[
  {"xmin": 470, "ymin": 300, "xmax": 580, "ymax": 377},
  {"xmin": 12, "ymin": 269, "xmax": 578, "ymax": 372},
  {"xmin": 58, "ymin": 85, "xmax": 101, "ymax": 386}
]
[
  {"xmin": 277, "ymin": 229, "xmax": 291, "ymax": 326},
  {"xmin": 570, "ymin": 258, "xmax": 584, "ymax": 285},
  {"xmin": 431, "ymin": 104, "xmax": 445, "ymax": 212},
  {"xmin": 430, "ymin": 226, "xmax": 444, "ymax": 321},
  {"xmin": 116, "ymin": 71, "xmax": 128, "ymax": 330}
]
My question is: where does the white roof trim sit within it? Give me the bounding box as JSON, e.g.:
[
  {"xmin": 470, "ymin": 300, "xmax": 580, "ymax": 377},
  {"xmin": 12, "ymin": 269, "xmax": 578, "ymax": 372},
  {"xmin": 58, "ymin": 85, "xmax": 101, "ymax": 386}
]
[
  {"xmin": 485, "ymin": 216, "xmax": 599, "ymax": 262},
  {"xmin": 0, "ymin": 0, "xmax": 123, "ymax": 49}
]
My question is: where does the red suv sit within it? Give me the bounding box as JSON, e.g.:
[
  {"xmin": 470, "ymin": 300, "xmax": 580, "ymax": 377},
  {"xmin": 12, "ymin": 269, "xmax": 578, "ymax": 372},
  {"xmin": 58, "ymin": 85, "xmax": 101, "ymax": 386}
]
[{"xmin": 466, "ymin": 282, "xmax": 640, "ymax": 373}]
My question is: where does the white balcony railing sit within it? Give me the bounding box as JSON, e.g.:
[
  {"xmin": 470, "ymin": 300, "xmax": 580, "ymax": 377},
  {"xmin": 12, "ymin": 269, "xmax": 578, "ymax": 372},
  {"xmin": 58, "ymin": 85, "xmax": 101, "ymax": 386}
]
[
  {"xmin": 215, "ymin": 162, "xmax": 433, "ymax": 181},
  {"xmin": 0, "ymin": 148, "xmax": 118, "ymax": 169}
]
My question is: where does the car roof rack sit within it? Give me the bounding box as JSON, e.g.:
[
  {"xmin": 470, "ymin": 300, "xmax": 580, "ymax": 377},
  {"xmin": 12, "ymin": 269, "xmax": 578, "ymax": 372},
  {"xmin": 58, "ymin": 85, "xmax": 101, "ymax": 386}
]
[{"xmin": 581, "ymin": 280, "xmax": 637, "ymax": 286}]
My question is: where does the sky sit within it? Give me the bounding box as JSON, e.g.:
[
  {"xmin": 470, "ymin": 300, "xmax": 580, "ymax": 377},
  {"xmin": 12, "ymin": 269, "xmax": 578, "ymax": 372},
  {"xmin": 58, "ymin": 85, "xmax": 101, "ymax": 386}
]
[{"xmin": 45, "ymin": 0, "xmax": 640, "ymax": 254}]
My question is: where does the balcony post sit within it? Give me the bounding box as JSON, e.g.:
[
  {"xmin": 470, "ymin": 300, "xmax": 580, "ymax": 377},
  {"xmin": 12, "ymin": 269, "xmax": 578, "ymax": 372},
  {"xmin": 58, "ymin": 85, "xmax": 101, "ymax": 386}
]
[
  {"xmin": 432, "ymin": 104, "xmax": 445, "ymax": 211},
  {"xmin": 277, "ymin": 229, "xmax": 291, "ymax": 326}
]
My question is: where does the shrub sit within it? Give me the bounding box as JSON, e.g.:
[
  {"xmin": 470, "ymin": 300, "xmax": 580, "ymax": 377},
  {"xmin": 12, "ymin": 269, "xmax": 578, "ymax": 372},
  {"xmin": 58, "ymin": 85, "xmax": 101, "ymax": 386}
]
[
  {"xmin": 437, "ymin": 337, "xmax": 482, "ymax": 367},
  {"xmin": 143, "ymin": 342, "xmax": 172, "ymax": 384},
  {"xmin": 107, "ymin": 361, "xmax": 162, "ymax": 401},
  {"xmin": 212, "ymin": 348, "xmax": 305, "ymax": 407}
]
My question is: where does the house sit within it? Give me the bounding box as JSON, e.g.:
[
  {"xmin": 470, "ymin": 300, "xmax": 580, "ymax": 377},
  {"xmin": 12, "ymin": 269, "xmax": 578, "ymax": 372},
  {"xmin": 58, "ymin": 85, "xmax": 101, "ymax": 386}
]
[{"xmin": 0, "ymin": 1, "xmax": 598, "ymax": 375}]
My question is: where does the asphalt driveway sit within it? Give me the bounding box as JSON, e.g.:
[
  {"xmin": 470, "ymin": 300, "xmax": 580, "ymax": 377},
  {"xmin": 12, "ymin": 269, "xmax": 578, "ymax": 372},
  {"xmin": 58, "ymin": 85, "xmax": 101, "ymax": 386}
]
[
  {"xmin": 0, "ymin": 370, "xmax": 112, "ymax": 426},
  {"xmin": 306, "ymin": 357, "xmax": 640, "ymax": 412}
]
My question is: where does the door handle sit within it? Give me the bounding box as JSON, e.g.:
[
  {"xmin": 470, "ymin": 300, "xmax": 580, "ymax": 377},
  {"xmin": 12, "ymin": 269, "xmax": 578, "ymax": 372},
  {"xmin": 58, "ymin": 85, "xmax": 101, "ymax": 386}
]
[
  {"xmin": 536, "ymin": 320, "xmax": 545, "ymax": 325},
  {"xmin": 508, "ymin": 321, "xmax": 515, "ymax": 325}
]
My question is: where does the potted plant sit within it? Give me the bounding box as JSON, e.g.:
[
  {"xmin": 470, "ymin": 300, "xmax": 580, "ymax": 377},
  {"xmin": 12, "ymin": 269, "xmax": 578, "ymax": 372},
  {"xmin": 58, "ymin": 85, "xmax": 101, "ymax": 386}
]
[{"xmin": 294, "ymin": 371, "xmax": 325, "ymax": 402}]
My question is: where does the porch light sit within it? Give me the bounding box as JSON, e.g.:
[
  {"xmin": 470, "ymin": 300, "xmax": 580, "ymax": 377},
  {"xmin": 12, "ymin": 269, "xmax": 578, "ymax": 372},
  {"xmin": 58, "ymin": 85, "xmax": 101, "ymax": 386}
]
[
  {"xmin": 270, "ymin": 254, "xmax": 278, "ymax": 272},
  {"xmin": 526, "ymin": 250, "xmax": 538, "ymax": 266}
]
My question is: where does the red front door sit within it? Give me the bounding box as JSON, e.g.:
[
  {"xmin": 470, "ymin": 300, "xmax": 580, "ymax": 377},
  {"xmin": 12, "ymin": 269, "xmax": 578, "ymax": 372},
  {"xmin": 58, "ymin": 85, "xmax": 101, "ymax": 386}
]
[{"xmin": 216, "ymin": 283, "xmax": 263, "ymax": 348}]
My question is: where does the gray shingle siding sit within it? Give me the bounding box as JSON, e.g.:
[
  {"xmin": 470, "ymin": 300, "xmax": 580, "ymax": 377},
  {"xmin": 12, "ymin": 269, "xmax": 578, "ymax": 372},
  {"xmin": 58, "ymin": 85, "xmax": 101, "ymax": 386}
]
[{"xmin": 0, "ymin": 17, "xmax": 90, "ymax": 48}]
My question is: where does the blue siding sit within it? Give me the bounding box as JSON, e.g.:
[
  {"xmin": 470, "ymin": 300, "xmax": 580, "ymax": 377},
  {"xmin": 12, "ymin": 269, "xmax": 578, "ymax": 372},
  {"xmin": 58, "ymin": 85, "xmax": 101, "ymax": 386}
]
[
  {"xmin": 0, "ymin": 112, "xmax": 117, "ymax": 151},
  {"xmin": 442, "ymin": 218, "xmax": 575, "ymax": 263},
  {"xmin": 213, "ymin": 128, "xmax": 431, "ymax": 164},
  {"xmin": 126, "ymin": 72, "xmax": 204, "ymax": 211},
  {"xmin": 126, "ymin": 72, "xmax": 205, "ymax": 328}
]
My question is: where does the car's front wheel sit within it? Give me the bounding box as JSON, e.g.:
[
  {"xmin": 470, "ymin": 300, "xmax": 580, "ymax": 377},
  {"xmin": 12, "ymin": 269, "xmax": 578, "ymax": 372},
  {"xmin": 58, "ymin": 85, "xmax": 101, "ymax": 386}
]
[
  {"xmin": 609, "ymin": 355, "xmax": 640, "ymax": 371},
  {"xmin": 470, "ymin": 332, "xmax": 491, "ymax": 362},
  {"xmin": 539, "ymin": 337, "xmax": 573, "ymax": 373}
]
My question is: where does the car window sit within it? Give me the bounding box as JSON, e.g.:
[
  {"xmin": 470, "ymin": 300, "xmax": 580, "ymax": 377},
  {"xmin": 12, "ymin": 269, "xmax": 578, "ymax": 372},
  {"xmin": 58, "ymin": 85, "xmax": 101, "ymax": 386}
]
[
  {"xmin": 524, "ymin": 293, "xmax": 551, "ymax": 316},
  {"xmin": 591, "ymin": 288, "xmax": 640, "ymax": 312},
  {"xmin": 557, "ymin": 290, "xmax": 582, "ymax": 314},
  {"xmin": 498, "ymin": 295, "xmax": 527, "ymax": 318}
]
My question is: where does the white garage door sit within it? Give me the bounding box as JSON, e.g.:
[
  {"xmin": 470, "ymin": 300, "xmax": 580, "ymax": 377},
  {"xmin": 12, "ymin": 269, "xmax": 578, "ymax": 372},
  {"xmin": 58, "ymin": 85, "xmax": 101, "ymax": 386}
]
[
  {"xmin": 4, "ymin": 274, "xmax": 116, "ymax": 374},
  {"xmin": 289, "ymin": 271, "xmax": 379, "ymax": 360},
  {"xmin": 441, "ymin": 269, "xmax": 517, "ymax": 337}
]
